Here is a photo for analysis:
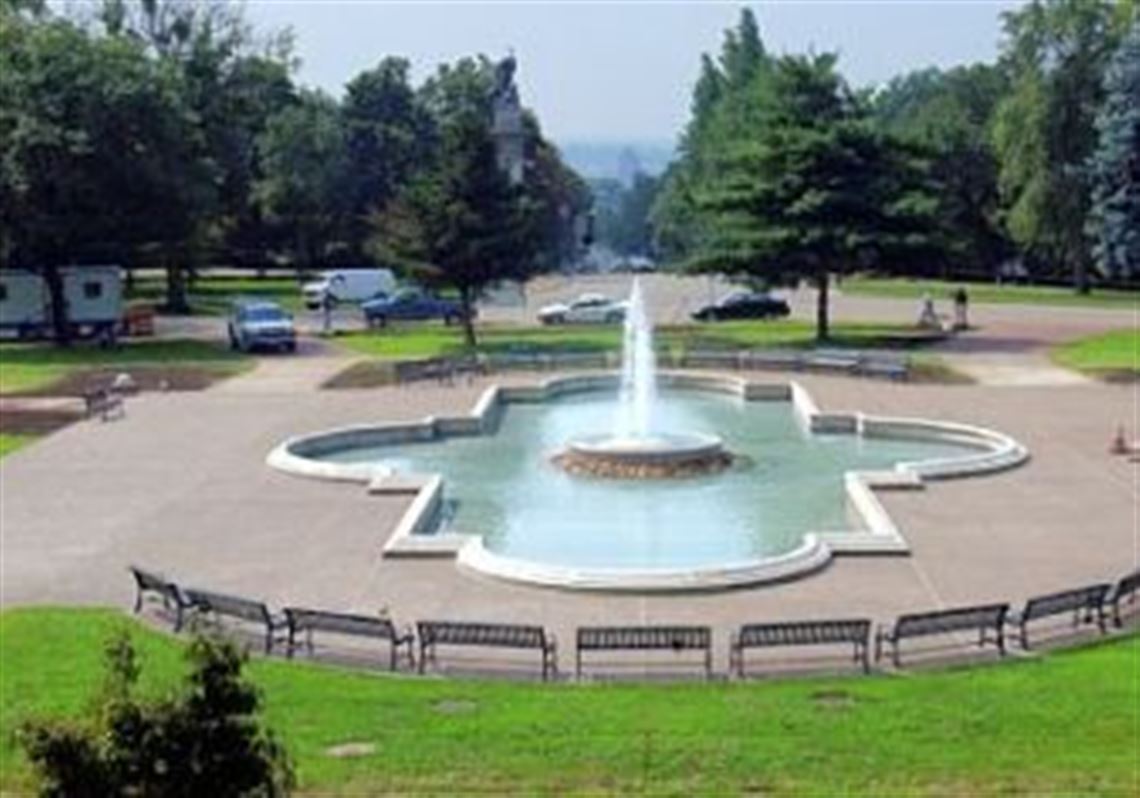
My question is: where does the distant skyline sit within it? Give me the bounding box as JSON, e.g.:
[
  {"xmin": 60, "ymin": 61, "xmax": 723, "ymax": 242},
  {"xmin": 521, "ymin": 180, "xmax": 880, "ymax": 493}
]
[{"xmin": 246, "ymin": 1, "xmax": 1023, "ymax": 144}]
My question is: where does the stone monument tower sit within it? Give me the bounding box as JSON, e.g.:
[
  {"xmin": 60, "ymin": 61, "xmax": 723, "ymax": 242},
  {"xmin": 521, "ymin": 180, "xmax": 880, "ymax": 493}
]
[{"xmin": 491, "ymin": 55, "xmax": 525, "ymax": 185}]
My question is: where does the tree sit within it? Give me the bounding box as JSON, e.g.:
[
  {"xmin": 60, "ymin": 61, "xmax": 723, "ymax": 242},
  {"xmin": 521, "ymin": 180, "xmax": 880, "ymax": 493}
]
[
  {"xmin": 1088, "ymin": 20, "xmax": 1140, "ymax": 279},
  {"xmin": 596, "ymin": 172, "xmax": 660, "ymax": 256},
  {"xmin": 373, "ymin": 110, "xmax": 531, "ymax": 348},
  {"xmin": 0, "ymin": 12, "xmax": 206, "ymax": 340},
  {"xmin": 254, "ymin": 91, "xmax": 349, "ymax": 274},
  {"xmin": 341, "ymin": 58, "xmax": 431, "ymax": 257},
  {"xmin": 992, "ymin": 0, "xmax": 1121, "ymax": 291},
  {"xmin": 19, "ymin": 631, "xmax": 293, "ymax": 796},
  {"xmin": 691, "ymin": 54, "xmax": 935, "ymax": 341},
  {"xmin": 874, "ymin": 64, "xmax": 1010, "ymax": 276}
]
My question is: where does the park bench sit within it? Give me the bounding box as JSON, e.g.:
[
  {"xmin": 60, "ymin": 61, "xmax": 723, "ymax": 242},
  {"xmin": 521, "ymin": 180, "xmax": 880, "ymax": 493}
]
[
  {"xmin": 875, "ymin": 603, "xmax": 1009, "ymax": 667},
  {"xmin": 182, "ymin": 588, "xmax": 287, "ymax": 653},
  {"xmin": 576, "ymin": 625, "xmax": 712, "ymax": 679},
  {"xmin": 1007, "ymin": 583, "xmax": 1111, "ymax": 649},
  {"xmin": 729, "ymin": 619, "xmax": 872, "ymax": 676},
  {"xmin": 128, "ymin": 565, "xmax": 193, "ymax": 631},
  {"xmin": 82, "ymin": 387, "xmax": 124, "ymax": 421},
  {"xmin": 742, "ymin": 349, "xmax": 803, "ymax": 372},
  {"xmin": 857, "ymin": 354, "xmax": 910, "ymax": 381},
  {"xmin": 804, "ymin": 349, "xmax": 862, "ymax": 374},
  {"xmin": 416, "ymin": 621, "xmax": 558, "ymax": 680},
  {"xmin": 681, "ymin": 350, "xmax": 742, "ymax": 370},
  {"xmin": 284, "ymin": 608, "xmax": 414, "ymax": 670},
  {"xmin": 1109, "ymin": 569, "xmax": 1140, "ymax": 628}
]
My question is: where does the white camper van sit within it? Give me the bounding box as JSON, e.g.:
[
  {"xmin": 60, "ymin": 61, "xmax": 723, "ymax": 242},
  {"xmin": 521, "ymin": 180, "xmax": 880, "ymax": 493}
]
[
  {"xmin": 301, "ymin": 269, "xmax": 396, "ymax": 309},
  {"xmin": 0, "ymin": 266, "xmax": 123, "ymax": 340}
]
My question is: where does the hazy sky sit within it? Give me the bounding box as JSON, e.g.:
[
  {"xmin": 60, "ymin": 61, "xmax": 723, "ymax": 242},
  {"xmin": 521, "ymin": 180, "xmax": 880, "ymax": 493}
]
[{"xmin": 245, "ymin": 1, "xmax": 1022, "ymax": 144}]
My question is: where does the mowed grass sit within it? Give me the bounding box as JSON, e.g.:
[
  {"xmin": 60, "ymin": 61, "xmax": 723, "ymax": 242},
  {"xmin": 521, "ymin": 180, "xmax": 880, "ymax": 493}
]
[
  {"xmin": 0, "ymin": 340, "xmax": 252, "ymax": 394},
  {"xmin": 126, "ymin": 275, "xmax": 306, "ymax": 315},
  {"xmin": 336, "ymin": 319, "xmax": 928, "ymax": 361},
  {"xmin": 843, "ymin": 277, "xmax": 1139, "ymax": 309},
  {"xmin": 1052, "ymin": 329, "xmax": 1139, "ymax": 378},
  {"xmin": 0, "ymin": 433, "xmax": 36, "ymax": 459},
  {"xmin": 2, "ymin": 608, "xmax": 1136, "ymax": 795}
]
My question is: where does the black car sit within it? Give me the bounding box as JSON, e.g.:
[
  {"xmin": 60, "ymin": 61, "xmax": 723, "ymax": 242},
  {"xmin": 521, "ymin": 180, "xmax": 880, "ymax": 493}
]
[{"xmin": 691, "ymin": 292, "xmax": 791, "ymax": 322}]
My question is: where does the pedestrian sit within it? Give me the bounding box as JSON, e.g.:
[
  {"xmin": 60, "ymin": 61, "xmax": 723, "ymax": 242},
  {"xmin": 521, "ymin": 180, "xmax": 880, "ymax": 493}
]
[
  {"xmin": 953, "ymin": 286, "xmax": 969, "ymax": 330},
  {"xmin": 917, "ymin": 292, "xmax": 939, "ymax": 329}
]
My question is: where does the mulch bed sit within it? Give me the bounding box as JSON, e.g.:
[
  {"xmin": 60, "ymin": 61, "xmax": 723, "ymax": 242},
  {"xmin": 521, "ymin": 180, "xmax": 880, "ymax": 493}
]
[{"xmin": 19, "ymin": 366, "xmax": 233, "ymax": 397}]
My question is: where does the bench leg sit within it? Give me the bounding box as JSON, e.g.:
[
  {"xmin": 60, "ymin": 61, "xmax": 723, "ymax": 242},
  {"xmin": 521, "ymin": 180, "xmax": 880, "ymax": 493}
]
[
  {"xmin": 857, "ymin": 642, "xmax": 870, "ymax": 675},
  {"xmin": 173, "ymin": 604, "xmax": 184, "ymax": 633},
  {"xmin": 576, "ymin": 649, "xmax": 582, "ymax": 681},
  {"xmin": 264, "ymin": 627, "xmax": 273, "ymax": 655},
  {"xmin": 389, "ymin": 641, "xmax": 397, "ymax": 672},
  {"xmin": 705, "ymin": 648, "xmax": 712, "ymax": 681},
  {"xmin": 286, "ymin": 627, "xmax": 296, "ymax": 659},
  {"xmin": 1113, "ymin": 599, "xmax": 1123, "ymax": 629},
  {"xmin": 418, "ymin": 642, "xmax": 428, "ymax": 675},
  {"xmin": 892, "ymin": 640, "xmax": 901, "ymax": 669},
  {"xmin": 996, "ymin": 626, "xmax": 1006, "ymax": 657},
  {"xmin": 133, "ymin": 588, "xmax": 143, "ymax": 614},
  {"xmin": 1020, "ymin": 623, "xmax": 1030, "ymax": 651}
]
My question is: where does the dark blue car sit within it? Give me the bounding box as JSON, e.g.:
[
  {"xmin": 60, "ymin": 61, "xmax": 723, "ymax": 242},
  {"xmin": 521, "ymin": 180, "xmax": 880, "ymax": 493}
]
[{"xmin": 361, "ymin": 289, "xmax": 471, "ymax": 328}]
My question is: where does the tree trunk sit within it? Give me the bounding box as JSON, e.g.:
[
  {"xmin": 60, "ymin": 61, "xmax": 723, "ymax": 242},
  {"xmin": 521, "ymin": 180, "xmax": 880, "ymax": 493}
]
[
  {"xmin": 459, "ymin": 286, "xmax": 478, "ymax": 349},
  {"xmin": 164, "ymin": 256, "xmax": 189, "ymax": 314},
  {"xmin": 815, "ymin": 271, "xmax": 830, "ymax": 343},
  {"xmin": 43, "ymin": 263, "xmax": 72, "ymax": 346},
  {"xmin": 1073, "ymin": 254, "xmax": 1090, "ymax": 295}
]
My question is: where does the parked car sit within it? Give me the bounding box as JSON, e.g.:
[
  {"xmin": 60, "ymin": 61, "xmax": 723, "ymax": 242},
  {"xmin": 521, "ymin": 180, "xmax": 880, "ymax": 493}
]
[
  {"xmin": 691, "ymin": 292, "xmax": 790, "ymax": 322},
  {"xmin": 302, "ymin": 269, "xmax": 396, "ymax": 309},
  {"xmin": 537, "ymin": 293, "xmax": 627, "ymax": 325},
  {"xmin": 227, "ymin": 299, "xmax": 296, "ymax": 352},
  {"xmin": 361, "ymin": 289, "xmax": 471, "ymax": 328}
]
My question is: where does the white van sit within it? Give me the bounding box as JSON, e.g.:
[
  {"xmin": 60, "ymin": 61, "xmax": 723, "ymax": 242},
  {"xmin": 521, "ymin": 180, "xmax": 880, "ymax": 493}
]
[{"xmin": 302, "ymin": 269, "xmax": 396, "ymax": 309}]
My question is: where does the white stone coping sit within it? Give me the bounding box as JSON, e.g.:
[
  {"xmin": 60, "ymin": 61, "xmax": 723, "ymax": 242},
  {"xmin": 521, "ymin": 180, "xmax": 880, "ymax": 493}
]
[{"xmin": 265, "ymin": 372, "xmax": 1029, "ymax": 592}]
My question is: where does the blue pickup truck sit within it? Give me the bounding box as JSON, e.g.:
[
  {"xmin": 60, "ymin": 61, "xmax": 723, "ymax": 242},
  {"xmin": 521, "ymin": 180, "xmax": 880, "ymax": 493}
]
[{"xmin": 361, "ymin": 289, "xmax": 471, "ymax": 328}]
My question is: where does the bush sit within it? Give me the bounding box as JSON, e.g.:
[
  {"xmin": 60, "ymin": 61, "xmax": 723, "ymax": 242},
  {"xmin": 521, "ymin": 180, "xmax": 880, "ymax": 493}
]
[{"xmin": 18, "ymin": 631, "xmax": 293, "ymax": 797}]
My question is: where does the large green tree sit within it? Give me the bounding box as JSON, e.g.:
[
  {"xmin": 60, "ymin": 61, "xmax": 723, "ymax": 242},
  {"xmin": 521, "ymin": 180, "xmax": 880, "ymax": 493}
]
[
  {"xmin": 874, "ymin": 64, "xmax": 1010, "ymax": 276},
  {"xmin": 1088, "ymin": 20, "xmax": 1140, "ymax": 279},
  {"xmin": 691, "ymin": 55, "xmax": 934, "ymax": 341},
  {"xmin": 254, "ymin": 91, "xmax": 349, "ymax": 274},
  {"xmin": 992, "ymin": 0, "xmax": 1122, "ymax": 291},
  {"xmin": 0, "ymin": 11, "xmax": 204, "ymax": 340}
]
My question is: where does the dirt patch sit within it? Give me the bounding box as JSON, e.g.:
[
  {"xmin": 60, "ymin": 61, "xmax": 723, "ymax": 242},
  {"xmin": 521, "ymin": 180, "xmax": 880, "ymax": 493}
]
[
  {"xmin": 1096, "ymin": 369, "xmax": 1139, "ymax": 385},
  {"xmin": 433, "ymin": 699, "xmax": 477, "ymax": 715},
  {"xmin": 324, "ymin": 742, "xmax": 376, "ymax": 759},
  {"xmin": 0, "ymin": 408, "xmax": 78, "ymax": 435},
  {"xmin": 907, "ymin": 360, "xmax": 975, "ymax": 385},
  {"xmin": 24, "ymin": 366, "xmax": 240, "ymax": 396},
  {"xmin": 322, "ymin": 361, "xmax": 399, "ymax": 390}
]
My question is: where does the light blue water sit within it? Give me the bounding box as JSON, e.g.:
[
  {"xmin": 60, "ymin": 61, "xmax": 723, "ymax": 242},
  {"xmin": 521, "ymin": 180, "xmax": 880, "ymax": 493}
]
[{"xmin": 322, "ymin": 391, "xmax": 975, "ymax": 569}]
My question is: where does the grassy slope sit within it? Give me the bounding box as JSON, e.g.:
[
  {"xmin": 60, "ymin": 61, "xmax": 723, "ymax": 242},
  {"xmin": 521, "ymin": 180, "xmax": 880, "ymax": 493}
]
[
  {"xmin": 0, "ymin": 434, "xmax": 35, "ymax": 459},
  {"xmin": 336, "ymin": 320, "xmax": 923, "ymax": 361},
  {"xmin": 1, "ymin": 608, "xmax": 1136, "ymax": 795},
  {"xmin": 843, "ymin": 277, "xmax": 1139, "ymax": 309},
  {"xmin": 1052, "ymin": 329, "xmax": 1139, "ymax": 376},
  {"xmin": 0, "ymin": 340, "xmax": 252, "ymax": 394}
]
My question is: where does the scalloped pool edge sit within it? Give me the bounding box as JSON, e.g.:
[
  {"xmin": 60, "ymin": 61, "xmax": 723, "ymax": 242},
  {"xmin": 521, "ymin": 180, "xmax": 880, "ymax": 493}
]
[{"xmin": 266, "ymin": 372, "xmax": 1029, "ymax": 592}]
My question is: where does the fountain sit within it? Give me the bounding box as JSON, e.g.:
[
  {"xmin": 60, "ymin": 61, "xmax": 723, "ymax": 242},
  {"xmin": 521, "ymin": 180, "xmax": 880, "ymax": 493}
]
[{"xmin": 553, "ymin": 279, "xmax": 733, "ymax": 479}]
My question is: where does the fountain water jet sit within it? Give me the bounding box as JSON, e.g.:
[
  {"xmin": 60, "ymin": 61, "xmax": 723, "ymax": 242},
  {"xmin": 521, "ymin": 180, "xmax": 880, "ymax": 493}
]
[{"xmin": 554, "ymin": 278, "xmax": 732, "ymax": 479}]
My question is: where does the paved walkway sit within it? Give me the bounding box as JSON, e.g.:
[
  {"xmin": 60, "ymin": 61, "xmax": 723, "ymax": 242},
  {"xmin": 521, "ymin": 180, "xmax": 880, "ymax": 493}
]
[{"xmin": 2, "ymin": 367, "xmax": 1135, "ymax": 673}]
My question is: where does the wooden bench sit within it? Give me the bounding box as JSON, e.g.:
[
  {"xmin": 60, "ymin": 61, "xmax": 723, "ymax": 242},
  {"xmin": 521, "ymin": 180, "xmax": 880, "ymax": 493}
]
[
  {"xmin": 1007, "ymin": 583, "xmax": 1111, "ymax": 649},
  {"xmin": 416, "ymin": 621, "xmax": 557, "ymax": 680},
  {"xmin": 182, "ymin": 588, "xmax": 287, "ymax": 653},
  {"xmin": 730, "ymin": 619, "xmax": 872, "ymax": 676},
  {"xmin": 576, "ymin": 625, "xmax": 712, "ymax": 679},
  {"xmin": 875, "ymin": 603, "xmax": 1009, "ymax": 667},
  {"xmin": 83, "ymin": 387, "xmax": 124, "ymax": 421},
  {"xmin": 128, "ymin": 565, "xmax": 193, "ymax": 631},
  {"xmin": 284, "ymin": 608, "xmax": 414, "ymax": 671},
  {"xmin": 1109, "ymin": 569, "xmax": 1140, "ymax": 628}
]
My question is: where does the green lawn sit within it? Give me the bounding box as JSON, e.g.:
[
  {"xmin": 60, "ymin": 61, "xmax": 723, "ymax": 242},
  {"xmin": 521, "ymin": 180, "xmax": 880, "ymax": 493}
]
[
  {"xmin": 337, "ymin": 319, "xmax": 931, "ymax": 361},
  {"xmin": 843, "ymin": 277, "xmax": 1139, "ymax": 309},
  {"xmin": 1052, "ymin": 329, "xmax": 1139, "ymax": 378},
  {"xmin": 0, "ymin": 433, "xmax": 36, "ymax": 459},
  {"xmin": 0, "ymin": 340, "xmax": 252, "ymax": 394},
  {"xmin": 126, "ymin": 275, "xmax": 306, "ymax": 315},
  {"xmin": 2, "ymin": 608, "xmax": 1136, "ymax": 795}
]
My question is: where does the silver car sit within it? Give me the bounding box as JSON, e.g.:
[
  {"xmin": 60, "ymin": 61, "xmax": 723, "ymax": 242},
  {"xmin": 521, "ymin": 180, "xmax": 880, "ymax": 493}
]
[{"xmin": 227, "ymin": 300, "xmax": 297, "ymax": 353}]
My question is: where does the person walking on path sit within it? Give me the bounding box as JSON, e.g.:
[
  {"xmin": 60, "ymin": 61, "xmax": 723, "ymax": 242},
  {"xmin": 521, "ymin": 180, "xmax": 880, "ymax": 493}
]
[{"xmin": 954, "ymin": 286, "xmax": 969, "ymax": 330}]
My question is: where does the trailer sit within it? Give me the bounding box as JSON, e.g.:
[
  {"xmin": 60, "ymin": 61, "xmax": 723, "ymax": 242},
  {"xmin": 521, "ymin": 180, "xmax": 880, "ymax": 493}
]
[{"xmin": 0, "ymin": 267, "xmax": 123, "ymax": 341}]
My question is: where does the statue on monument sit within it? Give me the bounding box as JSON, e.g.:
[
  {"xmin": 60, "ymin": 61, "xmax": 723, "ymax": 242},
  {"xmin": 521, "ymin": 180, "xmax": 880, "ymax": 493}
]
[{"xmin": 493, "ymin": 54, "xmax": 520, "ymax": 109}]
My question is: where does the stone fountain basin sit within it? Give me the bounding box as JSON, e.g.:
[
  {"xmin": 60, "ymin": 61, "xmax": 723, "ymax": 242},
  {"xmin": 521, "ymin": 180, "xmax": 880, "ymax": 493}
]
[{"xmin": 567, "ymin": 431, "xmax": 725, "ymax": 464}]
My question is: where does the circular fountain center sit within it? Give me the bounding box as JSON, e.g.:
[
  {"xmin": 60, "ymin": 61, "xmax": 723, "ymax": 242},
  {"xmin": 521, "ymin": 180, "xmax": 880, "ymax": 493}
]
[{"xmin": 556, "ymin": 430, "xmax": 732, "ymax": 480}]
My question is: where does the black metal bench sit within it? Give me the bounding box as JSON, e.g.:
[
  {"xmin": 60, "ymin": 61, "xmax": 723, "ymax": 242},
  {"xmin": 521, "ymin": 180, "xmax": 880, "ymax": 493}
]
[
  {"xmin": 128, "ymin": 565, "xmax": 193, "ymax": 631},
  {"xmin": 182, "ymin": 588, "xmax": 287, "ymax": 653},
  {"xmin": 730, "ymin": 619, "xmax": 872, "ymax": 676},
  {"xmin": 416, "ymin": 621, "xmax": 557, "ymax": 680},
  {"xmin": 284, "ymin": 608, "xmax": 414, "ymax": 671},
  {"xmin": 83, "ymin": 387, "xmax": 125, "ymax": 421},
  {"xmin": 1109, "ymin": 569, "xmax": 1140, "ymax": 628},
  {"xmin": 875, "ymin": 603, "xmax": 1009, "ymax": 666},
  {"xmin": 1007, "ymin": 583, "xmax": 1111, "ymax": 649},
  {"xmin": 576, "ymin": 625, "xmax": 712, "ymax": 679}
]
